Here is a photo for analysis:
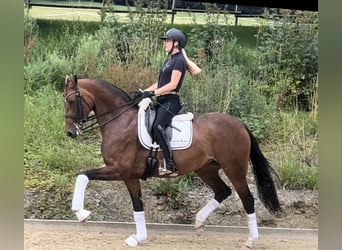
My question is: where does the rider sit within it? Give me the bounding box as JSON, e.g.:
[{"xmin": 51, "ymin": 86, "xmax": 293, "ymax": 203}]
[{"xmin": 141, "ymin": 28, "xmax": 188, "ymax": 176}]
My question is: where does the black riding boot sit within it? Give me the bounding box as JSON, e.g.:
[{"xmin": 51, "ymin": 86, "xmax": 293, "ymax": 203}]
[{"xmin": 156, "ymin": 125, "xmax": 177, "ymax": 176}]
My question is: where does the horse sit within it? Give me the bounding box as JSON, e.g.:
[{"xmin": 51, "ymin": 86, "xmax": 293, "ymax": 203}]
[{"xmin": 63, "ymin": 74, "xmax": 281, "ymax": 249}]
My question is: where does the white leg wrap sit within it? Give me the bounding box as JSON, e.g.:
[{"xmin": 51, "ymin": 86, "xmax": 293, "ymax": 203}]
[
  {"xmin": 71, "ymin": 174, "xmax": 91, "ymax": 222},
  {"xmin": 71, "ymin": 174, "xmax": 89, "ymax": 211},
  {"xmin": 125, "ymin": 211, "xmax": 147, "ymax": 246},
  {"xmin": 247, "ymin": 213, "xmax": 259, "ymax": 241},
  {"xmin": 133, "ymin": 211, "xmax": 147, "ymax": 242},
  {"xmin": 195, "ymin": 198, "xmax": 220, "ymax": 223}
]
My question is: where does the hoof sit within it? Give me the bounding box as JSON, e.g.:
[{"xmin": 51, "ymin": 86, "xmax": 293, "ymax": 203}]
[
  {"xmin": 194, "ymin": 221, "xmax": 205, "ymax": 236},
  {"xmin": 75, "ymin": 209, "xmax": 91, "ymax": 222},
  {"xmin": 125, "ymin": 234, "xmax": 145, "ymax": 247},
  {"xmin": 241, "ymin": 237, "xmax": 254, "ymax": 249}
]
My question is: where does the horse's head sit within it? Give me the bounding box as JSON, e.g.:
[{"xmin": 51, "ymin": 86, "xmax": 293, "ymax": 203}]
[{"xmin": 63, "ymin": 74, "xmax": 93, "ymax": 138}]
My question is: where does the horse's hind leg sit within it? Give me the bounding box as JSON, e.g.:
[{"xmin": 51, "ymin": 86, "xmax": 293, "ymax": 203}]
[
  {"xmin": 223, "ymin": 166, "xmax": 258, "ymax": 249},
  {"xmin": 194, "ymin": 164, "xmax": 232, "ymax": 235}
]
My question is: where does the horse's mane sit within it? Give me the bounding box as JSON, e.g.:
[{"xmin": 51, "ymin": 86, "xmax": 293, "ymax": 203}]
[{"xmin": 79, "ymin": 76, "xmax": 132, "ymax": 102}]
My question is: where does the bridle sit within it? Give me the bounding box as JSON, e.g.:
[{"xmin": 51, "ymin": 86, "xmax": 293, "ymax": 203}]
[
  {"xmin": 64, "ymin": 88, "xmax": 91, "ymax": 122},
  {"xmin": 64, "ymin": 87, "xmax": 94, "ymax": 135},
  {"xmin": 64, "ymin": 86, "xmax": 141, "ymax": 135}
]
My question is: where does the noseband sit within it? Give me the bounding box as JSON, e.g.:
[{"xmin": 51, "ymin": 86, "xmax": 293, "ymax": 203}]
[{"xmin": 64, "ymin": 87, "xmax": 93, "ymax": 133}]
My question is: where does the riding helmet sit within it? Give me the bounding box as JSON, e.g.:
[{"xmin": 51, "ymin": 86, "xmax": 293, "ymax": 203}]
[{"xmin": 160, "ymin": 28, "xmax": 187, "ymax": 48}]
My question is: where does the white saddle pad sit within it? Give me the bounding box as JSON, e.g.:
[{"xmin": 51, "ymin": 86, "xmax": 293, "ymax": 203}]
[{"xmin": 137, "ymin": 98, "xmax": 194, "ymax": 150}]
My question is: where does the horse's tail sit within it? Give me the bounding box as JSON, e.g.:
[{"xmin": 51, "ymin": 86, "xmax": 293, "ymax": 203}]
[{"xmin": 244, "ymin": 125, "xmax": 281, "ymax": 214}]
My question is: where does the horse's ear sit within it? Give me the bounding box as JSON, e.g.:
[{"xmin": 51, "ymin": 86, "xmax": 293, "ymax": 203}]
[
  {"xmin": 73, "ymin": 75, "xmax": 78, "ymax": 87},
  {"xmin": 65, "ymin": 74, "xmax": 71, "ymax": 84},
  {"xmin": 65, "ymin": 74, "xmax": 78, "ymax": 88}
]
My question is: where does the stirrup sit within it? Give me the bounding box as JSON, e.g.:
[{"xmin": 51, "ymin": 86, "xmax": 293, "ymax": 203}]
[
  {"xmin": 159, "ymin": 159, "xmax": 178, "ymax": 176},
  {"xmin": 159, "ymin": 168, "xmax": 178, "ymax": 177}
]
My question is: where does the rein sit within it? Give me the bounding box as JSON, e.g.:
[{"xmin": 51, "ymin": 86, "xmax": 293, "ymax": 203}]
[
  {"xmin": 80, "ymin": 100, "xmax": 139, "ymax": 133},
  {"xmin": 64, "ymin": 80, "xmax": 147, "ymax": 135},
  {"xmin": 64, "ymin": 86, "xmax": 142, "ymax": 134}
]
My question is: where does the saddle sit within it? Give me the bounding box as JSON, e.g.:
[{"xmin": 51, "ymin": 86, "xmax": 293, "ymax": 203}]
[{"xmin": 137, "ymin": 98, "xmax": 194, "ymax": 150}]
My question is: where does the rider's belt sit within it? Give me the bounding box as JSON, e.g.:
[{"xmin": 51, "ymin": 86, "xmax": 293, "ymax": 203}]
[{"xmin": 158, "ymin": 91, "xmax": 178, "ymax": 96}]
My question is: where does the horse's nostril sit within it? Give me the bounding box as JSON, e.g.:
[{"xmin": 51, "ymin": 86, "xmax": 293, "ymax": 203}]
[{"xmin": 66, "ymin": 130, "xmax": 75, "ymax": 138}]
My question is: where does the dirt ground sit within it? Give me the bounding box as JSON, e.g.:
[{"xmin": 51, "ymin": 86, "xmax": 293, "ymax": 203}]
[
  {"xmin": 24, "ymin": 221, "xmax": 318, "ymax": 250},
  {"xmin": 24, "ymin": 171, "xmax": 318, "ymax": 249}
]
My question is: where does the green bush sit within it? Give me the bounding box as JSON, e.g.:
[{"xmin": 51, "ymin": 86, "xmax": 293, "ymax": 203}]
[
  {"xmin": 277, "ymin": 151, "xmax": 318, "ymax": 190},
  {"xmin": 24, "ymin": 5, "xmax": 318, "ymax": 222},
  {"xmin": 24, "ymin": 52, "xmax": 72, "ymax": 93},
  {"xmin": 24, "ymin": 9, "xmax": 39, "ymax": 64},
  {"xmin": 263, "ymin": 111, "xmax": 318, "ymax": 189},
  {"xmin": 37, "ymin": 19, "xmax": 100, "ymax": 58},
  {"xmin": 257, "ymin": 10, "xmax": 318, "ymax": 111}
]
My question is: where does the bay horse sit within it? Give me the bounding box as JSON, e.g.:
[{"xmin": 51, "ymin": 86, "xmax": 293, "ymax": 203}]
[{"xmin": 63, "ymin": 74, "xmax": 281, "ymax": 249}]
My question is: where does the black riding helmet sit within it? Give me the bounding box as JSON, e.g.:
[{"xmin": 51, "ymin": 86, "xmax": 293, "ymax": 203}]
[{"xmin": 160, "ymin": 28, "xmax": 187, "ymax": 48}]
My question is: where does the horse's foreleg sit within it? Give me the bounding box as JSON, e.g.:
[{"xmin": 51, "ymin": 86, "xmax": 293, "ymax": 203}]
[
  {"xmin": 194, "ymin": 198, "xmax": 220, "ymax": 234},
  {"xmin": 71, "ymin": 166, "xmax": 122, "ymax": 222},
  {"xmin": 71, "ymin": 174, "xmax": 91, "ymax": 222},
  {"xmin": 125, "ymin": 211, "xmax": 147, "ymax": 247},
  {"xmin": 124, "ymin": 179, "xmax": 147, "ymax": 247}
]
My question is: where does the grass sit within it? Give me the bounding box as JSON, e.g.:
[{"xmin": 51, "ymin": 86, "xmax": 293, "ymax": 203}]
[
  {"xmin": 27, "ymin": 6, "xmax": 267, "ymax": 25},
  {"xmin": 28, "ymin": 6, "xmax": 104, "ymax": 22},
  {"xmin": 262, "ymin": 111, "xmax": 318, "ymax": 190}
]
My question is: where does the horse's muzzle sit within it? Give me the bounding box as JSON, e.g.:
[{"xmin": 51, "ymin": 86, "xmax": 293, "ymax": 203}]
[{"xmin": 65, "ymin": 123, "xmax": 81, "ymax": 138}]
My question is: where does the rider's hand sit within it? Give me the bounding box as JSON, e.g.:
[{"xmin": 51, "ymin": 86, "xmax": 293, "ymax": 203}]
[{"xmin": 141, "ymin": 91, "xmax": 155, "ymax": 99}]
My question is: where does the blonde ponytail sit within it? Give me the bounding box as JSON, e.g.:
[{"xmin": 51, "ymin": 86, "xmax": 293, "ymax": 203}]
[{"xmin": 182, "ymin": 49, "xmax": 201, "ymax": 76}]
